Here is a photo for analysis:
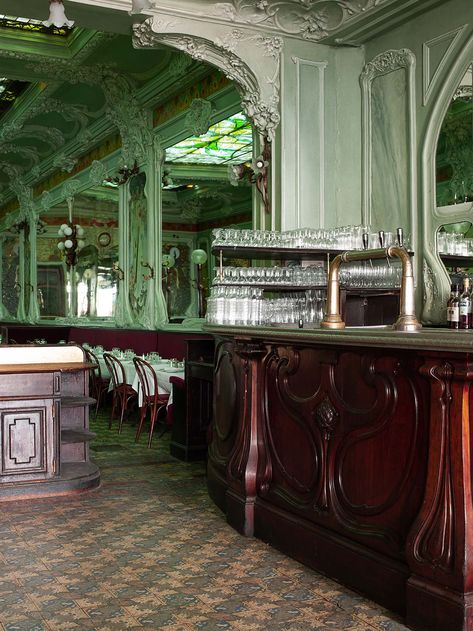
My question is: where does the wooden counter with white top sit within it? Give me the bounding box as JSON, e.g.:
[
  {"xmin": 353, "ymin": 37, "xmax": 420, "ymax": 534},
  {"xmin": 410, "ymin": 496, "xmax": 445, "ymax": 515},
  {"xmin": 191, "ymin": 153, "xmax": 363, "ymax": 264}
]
[
  {"xmin": 205, "ymin": 324, "xmax": 473, "ymax": 631},
  {"xmin": 0, "ymin": 345, "xmax": 99, "ymax": 500}
]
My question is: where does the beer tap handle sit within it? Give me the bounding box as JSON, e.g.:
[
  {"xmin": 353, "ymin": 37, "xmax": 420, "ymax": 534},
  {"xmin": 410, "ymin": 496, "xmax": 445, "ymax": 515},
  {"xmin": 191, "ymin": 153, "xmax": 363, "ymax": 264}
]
[
  {"xmin": 362, "ymin": 232, "xmax": 373, "ymax": 268},
  {"xmin": 397, "ymin": 227, "xmax": 404, "ymax": 248},
  {"xmin": 379, "ymin": 230, "xmax": 391, "ymax": 268}
]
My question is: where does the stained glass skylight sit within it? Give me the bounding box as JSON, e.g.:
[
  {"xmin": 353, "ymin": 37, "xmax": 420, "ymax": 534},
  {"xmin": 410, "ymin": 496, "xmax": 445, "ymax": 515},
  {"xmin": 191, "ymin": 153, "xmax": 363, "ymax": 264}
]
[
  {"xmin": 165, "ymin": 112, "xmax": 253, "ymax": 166},
  {"xmin": 0, "ymin": 14, "xmax": 71, "ymax": 37}
]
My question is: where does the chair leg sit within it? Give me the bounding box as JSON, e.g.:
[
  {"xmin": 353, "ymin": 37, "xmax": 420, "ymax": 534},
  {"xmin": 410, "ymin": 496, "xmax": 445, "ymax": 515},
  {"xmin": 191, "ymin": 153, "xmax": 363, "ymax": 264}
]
[
  {"xmin": 135, "ymin": 405, "xmax": 147, "ymax": 443},
  {"xmin": 118, "ymin": 394, "xmax": 126, "ymax": 434},
  {"xmin": 109, "ymin": 393, "xmax": 117, "ymax": 429},
  {"xmin": 94, "ymin": 389, "xmax": 101, "ymax": 420},
  {"xmin": 148, "ymin": 404, "xmax": 159, "ymax": 448}
]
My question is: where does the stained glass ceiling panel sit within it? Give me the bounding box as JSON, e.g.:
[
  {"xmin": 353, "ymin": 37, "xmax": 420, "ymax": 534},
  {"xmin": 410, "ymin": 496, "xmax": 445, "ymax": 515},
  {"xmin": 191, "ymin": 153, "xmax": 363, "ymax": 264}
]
[
  {"xmin": 0, "ymin": 14, "xmax": 72, "ymax": 37},
  {"xmin": 165, "ymin": 112, "xmax": 253, "ymax": 165}
]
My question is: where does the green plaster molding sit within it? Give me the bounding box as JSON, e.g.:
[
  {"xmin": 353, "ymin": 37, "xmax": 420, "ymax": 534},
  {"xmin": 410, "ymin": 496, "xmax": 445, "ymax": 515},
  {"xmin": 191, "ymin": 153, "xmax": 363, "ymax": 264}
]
[
  {"xmin": 325, "ymin": 0, "xmax": 449, "ymax": 46},
  {"xmin": 422, "ymin": 26, "xmax": 466, "ymax": 106},
  {"xmin": 0, "ymin": 27, "xmax": 109, "ymax": 61}
]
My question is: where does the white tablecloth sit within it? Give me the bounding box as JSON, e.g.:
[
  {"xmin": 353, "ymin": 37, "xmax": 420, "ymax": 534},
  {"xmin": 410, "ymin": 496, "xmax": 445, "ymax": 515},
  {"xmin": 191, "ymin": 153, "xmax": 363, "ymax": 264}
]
[
  {"xmin": 132, "ymin": 364, "xmax": 184, "ymax": 406},
  {"xmin": 98, "ymin": 357, "xmax": 184, "ymax": 406}
]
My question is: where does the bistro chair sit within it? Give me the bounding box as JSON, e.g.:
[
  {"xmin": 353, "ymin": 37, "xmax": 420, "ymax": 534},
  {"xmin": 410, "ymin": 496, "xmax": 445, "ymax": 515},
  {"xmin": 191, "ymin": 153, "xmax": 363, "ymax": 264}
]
[
  {"xmin": 84, "ymin": 348, "xmax": 110, "ymax": 419},
  {"xmin": 103, "ymin": 352, "xmax": 137, "ymax": 433},
  {"xmin": 133, "ymin": 356, "xmax": 170, "ymax": 448}
]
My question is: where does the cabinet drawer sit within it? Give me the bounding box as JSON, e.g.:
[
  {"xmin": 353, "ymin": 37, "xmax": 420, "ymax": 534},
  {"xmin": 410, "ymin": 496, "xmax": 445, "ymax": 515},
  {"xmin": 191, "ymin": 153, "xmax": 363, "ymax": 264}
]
[{"xmin": 0, "ymin": 372, "xmax": 60, "ymax": 398}]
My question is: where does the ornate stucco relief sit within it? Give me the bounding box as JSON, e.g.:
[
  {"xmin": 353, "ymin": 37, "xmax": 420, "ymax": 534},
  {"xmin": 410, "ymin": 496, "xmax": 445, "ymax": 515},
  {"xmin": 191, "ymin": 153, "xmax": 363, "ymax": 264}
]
[
  {"xmin": 184, "ymin": 98, "xmax": 213, "ymax": 136},
  {"xmin": 360, "ymin": 47, "xmax": 415, "ymax": 81},
  {"xmin": 133, "ymin": 16, "xmax": 281, "ymax": 140},
  {"xmin": 129, "ymin": 0, "xmax": 389, "ymax": 42},
  {"xmin": 213, "ymin": 0, "xmax": 387, "ymax": 40}
]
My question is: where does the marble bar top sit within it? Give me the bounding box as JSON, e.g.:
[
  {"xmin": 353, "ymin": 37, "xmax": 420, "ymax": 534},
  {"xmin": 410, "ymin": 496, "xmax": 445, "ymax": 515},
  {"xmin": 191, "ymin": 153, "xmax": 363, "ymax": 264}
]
[{"xmin": 204, "ymin": 324, "xmax": 473, "ymax": 354}]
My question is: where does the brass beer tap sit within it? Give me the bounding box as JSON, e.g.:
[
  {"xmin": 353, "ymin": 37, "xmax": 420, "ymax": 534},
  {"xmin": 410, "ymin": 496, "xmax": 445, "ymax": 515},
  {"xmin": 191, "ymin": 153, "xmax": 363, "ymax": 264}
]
[{"xmin": 321, "ymin": 246, "xmax": 421, "ymax": 332}]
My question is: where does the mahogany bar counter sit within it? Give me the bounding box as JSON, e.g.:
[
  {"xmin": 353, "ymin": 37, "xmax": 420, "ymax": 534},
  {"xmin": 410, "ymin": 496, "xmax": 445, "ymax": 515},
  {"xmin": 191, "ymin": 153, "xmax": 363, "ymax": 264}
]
[{"xmin": 205, "ymin": 324, "xmax": 473, "ymax": 631}]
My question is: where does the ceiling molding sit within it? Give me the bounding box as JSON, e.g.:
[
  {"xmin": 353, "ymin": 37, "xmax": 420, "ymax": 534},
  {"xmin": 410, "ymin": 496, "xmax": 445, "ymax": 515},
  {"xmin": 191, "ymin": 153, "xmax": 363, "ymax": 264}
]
[{"xmin": 324, "ymin": 0, "xmax": 449, "ymax": 46}]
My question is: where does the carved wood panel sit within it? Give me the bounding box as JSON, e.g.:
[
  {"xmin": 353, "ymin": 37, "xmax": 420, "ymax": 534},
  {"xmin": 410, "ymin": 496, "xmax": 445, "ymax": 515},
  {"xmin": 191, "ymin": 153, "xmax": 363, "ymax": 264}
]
[
  {"xmin": 0, "ymin": 399, "xmax": 55, "ymax": 481},
  {"xmin": 209, "ymin": 339, "xmax": 241, "ymax": 477},
  {"xmin": 261, "ymin": 344, "xmax": 428, "ymax": 558},
  {"xmin": 406, "ymin": 357, "xmax": 473, "ymax": 594}
]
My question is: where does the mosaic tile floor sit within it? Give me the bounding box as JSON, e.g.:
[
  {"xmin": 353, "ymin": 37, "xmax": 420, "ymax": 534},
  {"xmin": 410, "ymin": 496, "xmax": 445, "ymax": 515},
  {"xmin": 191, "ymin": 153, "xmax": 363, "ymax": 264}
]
[{"xmin": 0, "ymin": 408, "xmax": 410, "ymax": 631}]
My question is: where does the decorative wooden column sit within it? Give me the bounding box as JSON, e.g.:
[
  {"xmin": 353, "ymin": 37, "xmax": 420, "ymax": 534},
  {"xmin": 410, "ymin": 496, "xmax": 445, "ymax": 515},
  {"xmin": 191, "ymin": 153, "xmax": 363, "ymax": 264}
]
[
  {"xmin": 223, "ymin": 338, "xmax": 268, "ymax": 537},
  {"xmin": 406, "ymin": 356, "xmax": 473, "ymax": 631}
]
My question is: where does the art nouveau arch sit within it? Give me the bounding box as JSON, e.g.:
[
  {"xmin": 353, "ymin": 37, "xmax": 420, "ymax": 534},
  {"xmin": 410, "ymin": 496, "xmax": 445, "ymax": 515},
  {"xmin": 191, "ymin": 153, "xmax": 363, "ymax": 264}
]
[
  {"xmin": 422, "ymin": 32, "xmax": 473, "ymax": 323},
  {"xmin": 132, "ymin": 15, "xmax": 282, "ymax": 141}
]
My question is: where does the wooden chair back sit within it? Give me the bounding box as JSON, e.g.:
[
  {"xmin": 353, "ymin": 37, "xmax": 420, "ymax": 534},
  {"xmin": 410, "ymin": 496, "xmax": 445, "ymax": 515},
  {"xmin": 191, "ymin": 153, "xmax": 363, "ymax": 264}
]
[{"xmin": 133, "ymin": 356, "xmax": 158, "ymax": 403}]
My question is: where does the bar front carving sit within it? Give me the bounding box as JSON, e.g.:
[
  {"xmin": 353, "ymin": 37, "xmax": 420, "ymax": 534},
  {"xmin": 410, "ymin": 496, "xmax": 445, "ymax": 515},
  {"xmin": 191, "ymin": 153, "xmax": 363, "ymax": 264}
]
[{"xmin": 206, "ymin": 326, "xmax": 473, "ymax": 631}]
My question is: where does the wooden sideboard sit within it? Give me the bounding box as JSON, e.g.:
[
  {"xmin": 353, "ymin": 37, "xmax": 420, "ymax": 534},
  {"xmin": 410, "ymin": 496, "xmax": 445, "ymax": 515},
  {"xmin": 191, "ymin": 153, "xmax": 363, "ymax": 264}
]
[{"xmin": 0, "ymin": 345, "xmax": 99, "ymax": 500}]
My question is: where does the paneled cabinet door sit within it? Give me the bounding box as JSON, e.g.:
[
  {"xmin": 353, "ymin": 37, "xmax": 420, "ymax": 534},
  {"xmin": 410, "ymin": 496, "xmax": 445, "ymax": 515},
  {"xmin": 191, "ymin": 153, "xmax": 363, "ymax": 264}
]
[{"xmin": 0, "ymin": 399, "xmax": 58, "ymax": 483}]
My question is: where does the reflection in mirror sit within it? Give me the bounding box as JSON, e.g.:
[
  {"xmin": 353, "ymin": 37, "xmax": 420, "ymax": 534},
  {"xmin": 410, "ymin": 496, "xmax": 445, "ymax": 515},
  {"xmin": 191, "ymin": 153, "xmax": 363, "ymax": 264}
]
[
  {"xmin": 437, "ymin": 222, "xmax": 473, "ymax": 258},
  {"xmin": 38, "ymin": 185, "xmax": 119, "ymax": 319},
  {"xmin": 436, "ymin": 64, "xmax": 473, "ymax": 206},
  {"xmin": 128, "ymin": 172, "xmax": 148, "ymax": 319},
  {"xmin": 1, "ymin": 232, "xmax": 20, "ymax": 318},
  {"xmin": 162, "ymin": 111, "xmax": 253, "ymax": 322}
]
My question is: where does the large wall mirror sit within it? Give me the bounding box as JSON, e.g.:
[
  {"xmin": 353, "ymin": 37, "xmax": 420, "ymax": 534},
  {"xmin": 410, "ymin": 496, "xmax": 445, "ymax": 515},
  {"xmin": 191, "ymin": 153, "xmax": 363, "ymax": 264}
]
[
  {"xmin": 435, "ymin": 63, "xmax": 473, "ymax": 281},
  {"xmin": 161, "ymin": 111, "xmax": 253, "ymax": 323},
  {"xmin": 423, "ymin": 55, "xmax": 473, "ymax": 323},
  {"xmin": 37, "ymin": 186, "xmax": 119, "ymax": 320},
  {"xmin": 0, "ymin": 14, "xmax": 260, "ymax": 328},
  {"xmin": 436, "ymin": 64, "xmax": 473, "ymax": 207}
]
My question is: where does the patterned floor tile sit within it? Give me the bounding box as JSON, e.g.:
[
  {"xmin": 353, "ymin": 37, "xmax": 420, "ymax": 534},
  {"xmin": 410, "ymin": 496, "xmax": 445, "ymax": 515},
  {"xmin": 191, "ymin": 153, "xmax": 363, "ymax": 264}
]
[{"xmin": 0, "ymin": 410, "xmax": 410, "ymax": 631}]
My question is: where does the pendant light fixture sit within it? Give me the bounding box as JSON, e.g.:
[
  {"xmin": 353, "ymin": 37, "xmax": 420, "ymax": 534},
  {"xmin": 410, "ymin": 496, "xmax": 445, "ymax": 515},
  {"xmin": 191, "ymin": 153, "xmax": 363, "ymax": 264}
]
[{"xmin": 43, "ymin": 0, "xmax": 74, "ymax": 29}]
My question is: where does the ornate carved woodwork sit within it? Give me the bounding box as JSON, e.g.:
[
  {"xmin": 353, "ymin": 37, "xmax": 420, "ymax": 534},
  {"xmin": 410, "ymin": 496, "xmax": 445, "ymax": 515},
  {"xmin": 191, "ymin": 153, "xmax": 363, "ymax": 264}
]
[{"xmin": 207, "ymin": 331, "xmax": 473, "ymax": 630}]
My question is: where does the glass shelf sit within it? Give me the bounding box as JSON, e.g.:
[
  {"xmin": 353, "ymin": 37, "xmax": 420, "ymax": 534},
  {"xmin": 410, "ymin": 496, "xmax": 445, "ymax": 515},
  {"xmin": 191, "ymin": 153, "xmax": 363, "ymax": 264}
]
[{"xmin": 440, "ymin": 254, "xmax": 473, "ymax": 268}]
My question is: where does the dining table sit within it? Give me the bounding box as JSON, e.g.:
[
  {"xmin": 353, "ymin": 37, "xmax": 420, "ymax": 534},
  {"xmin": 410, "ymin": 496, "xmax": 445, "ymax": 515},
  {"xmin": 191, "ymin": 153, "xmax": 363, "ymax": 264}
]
[{"xmin": 97, "ymin": 354, "xmax": 184, "ymax": 406}]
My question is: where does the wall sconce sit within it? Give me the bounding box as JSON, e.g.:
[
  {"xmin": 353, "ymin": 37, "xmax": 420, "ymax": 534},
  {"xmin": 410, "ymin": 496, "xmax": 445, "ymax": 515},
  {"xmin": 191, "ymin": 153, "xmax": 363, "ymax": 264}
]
[
  {"xmin": 43, "ymin": 0, "xmax": 75, "ymax": 28},
  {"xmin": 57, "ymin": 198, "xmax": 85, "ymax": 268},
  {"xmin": 191, "ymin": 248, "xmax": 208, "ymax": 319},
  {"xmin": 106, "ymin": 161, "xmax": 140, "ymax": 187},
  {"xmin": 228, "ymin": 138, "xmax": 271, "ymax": 214},
  {"xmin": 141, "ymin": 261, "xmax": 154, "ymax": 281}
]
